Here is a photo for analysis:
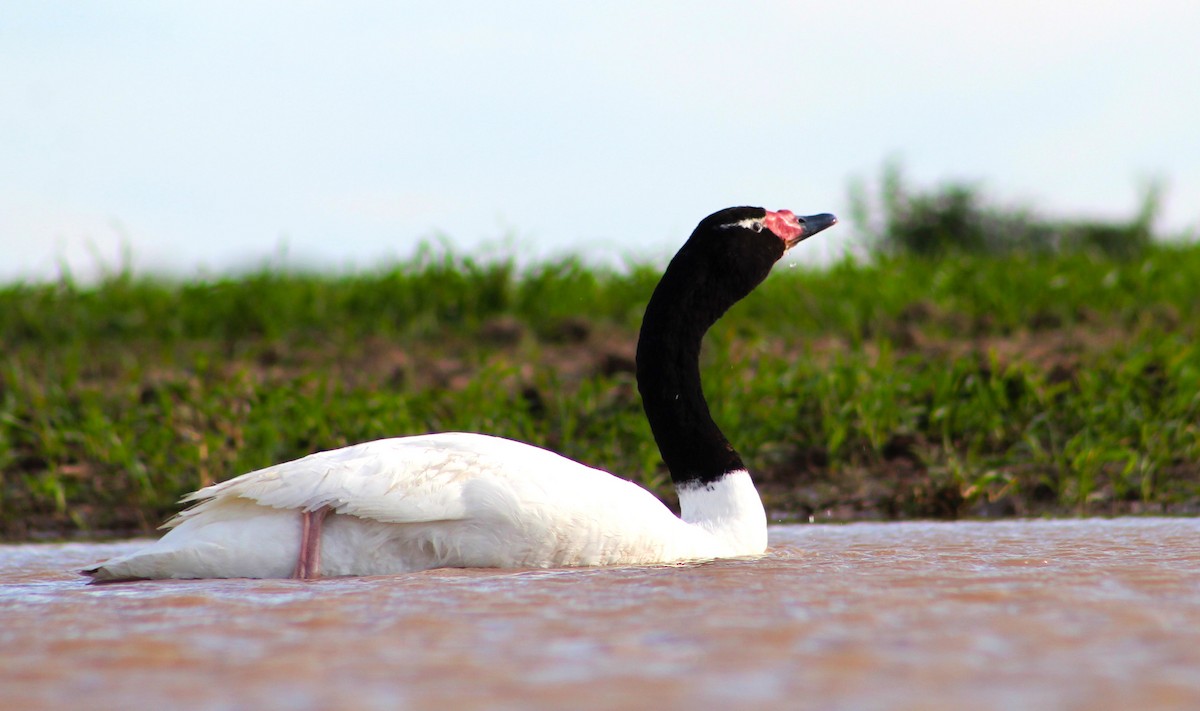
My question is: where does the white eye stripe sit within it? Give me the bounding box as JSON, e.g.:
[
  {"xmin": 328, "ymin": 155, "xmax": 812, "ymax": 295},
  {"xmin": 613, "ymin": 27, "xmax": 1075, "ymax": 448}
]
[{"xmin": 720, "ymin": 218, "xmax": 764, "ymax": 233}]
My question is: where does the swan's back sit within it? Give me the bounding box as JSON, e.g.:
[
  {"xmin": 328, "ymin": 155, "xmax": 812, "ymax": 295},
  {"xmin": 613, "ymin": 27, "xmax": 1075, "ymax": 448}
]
[{"xmin": 173, "ymin": 433, "xmax": 579, "ymax": 526}]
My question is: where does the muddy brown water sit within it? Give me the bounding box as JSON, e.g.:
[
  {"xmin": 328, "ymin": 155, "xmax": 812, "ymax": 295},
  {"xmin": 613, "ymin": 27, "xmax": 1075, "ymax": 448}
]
[{"xmin": 2, "ymin": 519, "xmax": 1198, "ymax": 711}]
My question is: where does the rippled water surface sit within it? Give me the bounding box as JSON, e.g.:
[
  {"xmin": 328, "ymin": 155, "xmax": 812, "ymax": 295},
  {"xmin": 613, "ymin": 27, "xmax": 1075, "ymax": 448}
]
[{"xmin": 3, "ymin": 519, "xmax": 1199, "ymax": 711}]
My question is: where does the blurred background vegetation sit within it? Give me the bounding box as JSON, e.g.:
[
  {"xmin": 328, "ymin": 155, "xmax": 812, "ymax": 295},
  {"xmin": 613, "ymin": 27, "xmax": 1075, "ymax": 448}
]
[
  {"xmin": 850, "ymin": 161, "xmax": 1164, "ymax": 258},
  {"xmin": 2, "ymin": 166, "xmax": 1197, "ymax": 539}
]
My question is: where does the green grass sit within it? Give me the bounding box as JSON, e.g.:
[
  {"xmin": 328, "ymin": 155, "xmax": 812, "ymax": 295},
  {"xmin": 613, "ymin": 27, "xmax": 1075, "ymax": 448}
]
[{"xmin": 2, "ymin": 244, "xmax": 1199, "ymax": 538}]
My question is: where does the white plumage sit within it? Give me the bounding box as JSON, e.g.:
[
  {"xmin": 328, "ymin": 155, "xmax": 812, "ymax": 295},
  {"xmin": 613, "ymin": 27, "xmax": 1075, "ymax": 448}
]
[{"xmin": 86, "ymin": 433, "xmax": 764, "ymax": 581}]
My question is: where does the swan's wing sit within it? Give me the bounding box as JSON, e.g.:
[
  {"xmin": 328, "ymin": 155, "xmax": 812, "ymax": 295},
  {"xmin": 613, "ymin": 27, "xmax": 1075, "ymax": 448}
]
[{"xmin": 165, "ymin": 432, "xmax": 600, "ymax": 528}]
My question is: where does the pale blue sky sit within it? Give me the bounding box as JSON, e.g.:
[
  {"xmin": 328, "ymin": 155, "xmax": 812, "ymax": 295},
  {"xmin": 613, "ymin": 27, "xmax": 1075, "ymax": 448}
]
[{"xmin": 3, "ymin": 2, "xmax": 1198, "ymax": 281}]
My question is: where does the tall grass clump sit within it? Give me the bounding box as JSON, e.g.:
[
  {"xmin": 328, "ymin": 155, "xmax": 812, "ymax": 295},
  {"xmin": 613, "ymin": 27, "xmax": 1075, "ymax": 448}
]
[{"xmin": 850, "ymin": 162, "xmax": 1164, "ymax": 258}]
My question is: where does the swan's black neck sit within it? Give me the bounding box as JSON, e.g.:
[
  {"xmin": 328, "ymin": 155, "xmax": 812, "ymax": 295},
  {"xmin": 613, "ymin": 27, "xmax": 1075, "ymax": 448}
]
[{"xmin": 635, "ymin": 221, "xmax": 781, "ymax": 488}]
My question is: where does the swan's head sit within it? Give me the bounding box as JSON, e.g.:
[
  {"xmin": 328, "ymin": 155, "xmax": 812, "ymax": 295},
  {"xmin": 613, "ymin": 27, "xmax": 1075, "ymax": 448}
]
[
  {"xmin": 675, "ymin": 206, "xmax": 838, "ymax": 301},
  {"xmin": 710, "ymin": 206, "xmax": 838, "ymax": 251}
]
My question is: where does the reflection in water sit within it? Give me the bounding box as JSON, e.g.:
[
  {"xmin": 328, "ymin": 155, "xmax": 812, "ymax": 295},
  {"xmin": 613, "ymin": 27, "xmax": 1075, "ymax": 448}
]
[{"xmin": 2, "ymin": 520, "xmax": 1199, "ymax": 710}]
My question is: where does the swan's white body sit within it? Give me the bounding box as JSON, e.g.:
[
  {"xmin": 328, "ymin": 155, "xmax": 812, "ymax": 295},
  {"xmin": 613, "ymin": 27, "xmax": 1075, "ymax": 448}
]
[{"xmin": 87, "ymin": 432, "xmax": 767, "ymax": 581}]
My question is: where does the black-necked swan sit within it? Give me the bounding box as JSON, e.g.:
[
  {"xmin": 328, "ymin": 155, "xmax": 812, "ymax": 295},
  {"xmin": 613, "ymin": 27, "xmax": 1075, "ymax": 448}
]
[{"xmin": 83, "ymin": 207, "xmax": 837, "ymax": 581}]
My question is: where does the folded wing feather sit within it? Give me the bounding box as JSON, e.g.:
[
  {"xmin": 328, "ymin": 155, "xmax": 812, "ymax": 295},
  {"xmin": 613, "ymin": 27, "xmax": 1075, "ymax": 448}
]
[{"xmin": 165, "ymin": 433, "xmax": 597, "ymax": 528}]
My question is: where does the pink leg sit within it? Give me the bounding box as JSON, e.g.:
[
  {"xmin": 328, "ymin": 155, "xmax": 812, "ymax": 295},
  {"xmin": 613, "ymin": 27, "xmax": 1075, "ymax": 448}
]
[{"xmin": 292, "ymin": 506, "xmax": 332, "ymax": 579}]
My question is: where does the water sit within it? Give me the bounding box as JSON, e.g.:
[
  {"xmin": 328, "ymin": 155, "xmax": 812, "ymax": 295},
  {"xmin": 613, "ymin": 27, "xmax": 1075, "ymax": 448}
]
[{"xmin": 2, "ymin": 519, "xmax": 1198, "ymax": 711}]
